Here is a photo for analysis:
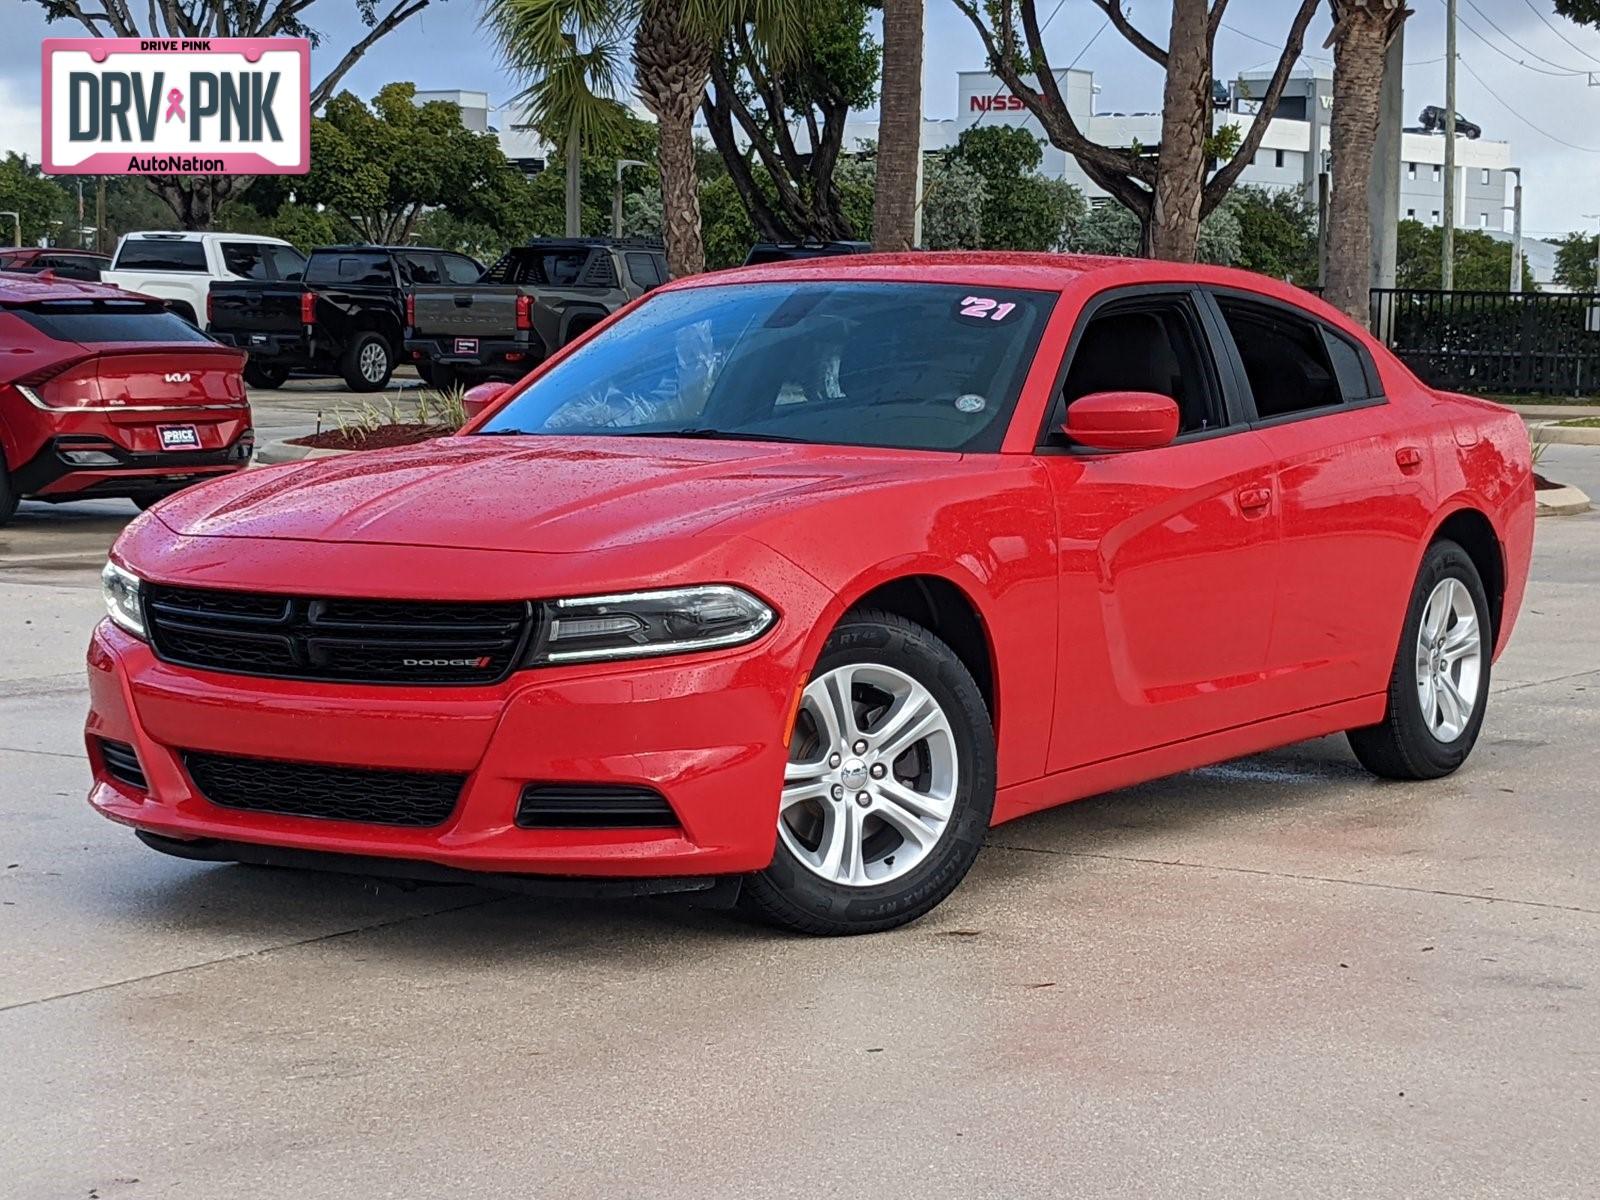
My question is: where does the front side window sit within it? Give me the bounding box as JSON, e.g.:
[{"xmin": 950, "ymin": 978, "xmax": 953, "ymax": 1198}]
[
  {"xmin": 266, "ymin": 246, "xmax": 306, "ymax": 280},
  {"xmin": 478, "ymin": 282, "xmax": 1054, "ymax": 452},
  {"xmin": 1215, "ymin": 297, "xmax": 1342, "ymax": 418},
  {"xmin": 1059, "ymin": 299, "xmax": 1224, "ymax": 436}
]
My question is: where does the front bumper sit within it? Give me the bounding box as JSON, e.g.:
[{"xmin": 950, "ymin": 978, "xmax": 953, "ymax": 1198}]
[{"xmin": 86, "ymin": 620, "xmax": 795, "ymax": 879}]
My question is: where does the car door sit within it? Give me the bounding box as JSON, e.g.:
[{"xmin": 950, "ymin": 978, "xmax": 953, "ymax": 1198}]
[
  {"xmin": 1204, "ymin": 289, "xmax": 1430, "ymax": 710},
  {"xmin": 1036, "ymin": 288, "xmax": 1283, "ymax": 772}
]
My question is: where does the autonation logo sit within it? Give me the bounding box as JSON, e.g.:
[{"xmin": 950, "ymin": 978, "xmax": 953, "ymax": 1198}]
[{"xmin": 42, "ymin": 37, "xmax": 309, "ymax": 176}]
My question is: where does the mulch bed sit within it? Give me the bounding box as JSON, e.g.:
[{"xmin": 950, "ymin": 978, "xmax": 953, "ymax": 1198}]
[{"xmin": 287, "ymin": 423, "xmax": 455, "ymax": 451}]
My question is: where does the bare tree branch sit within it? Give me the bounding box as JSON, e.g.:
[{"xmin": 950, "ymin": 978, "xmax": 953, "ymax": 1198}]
[
  {"xmin": 1090, "ymin": 0, "xmax": 1167, "ymax": 67},
  {"xmin": 1208, "ymin": 0, "xmax": 1230, "ymax": 39},
  {"xmin": 1202, "ymin": 0, "xmax": 1319, "ymax": 212},
  {"xmin": 309, "ymin": 0, "xmax": 431, "ymax": 109}
]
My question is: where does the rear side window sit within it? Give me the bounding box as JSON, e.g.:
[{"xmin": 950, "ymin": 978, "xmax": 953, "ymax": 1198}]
[
  {"xmin": 221, "ymin": 242, "xmax": 272, "ymax": 279},
  {"xmin": 1215, "ymin": 297, "xmax": 1342, "ymax": 418},
  {"xmin": 10, "ymin": 301, "xmax": 213, "ymax": 344},
  {"xmin": 1323, "ymin": 328, "xmax": 1383, "ymax": 401},
  {"xmin": 116, "ymin": 239, "xmax": 207, "ymax": 272},
  {"xmin": 626, "ymin": 252, "xmax": 664, "ymax": 288},
  {"xmin": 305, "ymin": 253, "xmax": 393, "ymax": 286}
]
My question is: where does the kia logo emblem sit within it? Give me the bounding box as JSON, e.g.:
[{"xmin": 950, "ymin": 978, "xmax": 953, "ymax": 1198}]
[{"xmin": 164, "ymin": 372, "xmax": 192, "ymax": 383}]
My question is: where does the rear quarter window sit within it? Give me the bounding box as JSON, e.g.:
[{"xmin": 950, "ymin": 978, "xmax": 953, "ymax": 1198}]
[
  {"xmin": 115, "ymin": 239, "xmax": 207, "ymax": 272},
  {"xmin": 11, "ymin": 302, "xmax": 214, "ymax": 344}
]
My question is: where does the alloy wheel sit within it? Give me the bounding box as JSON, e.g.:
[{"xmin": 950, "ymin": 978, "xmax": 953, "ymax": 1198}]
[
  {"xmin": 360, "ymin": 341, "xmax": 388, "ymax": 382},
  {"xmin": 1414, "ymin": 576, "xmax": 1482, "ymax": 743},
  {"xmin": 780, "ymin": 663, "xmax": 958, "ymax": 887}
]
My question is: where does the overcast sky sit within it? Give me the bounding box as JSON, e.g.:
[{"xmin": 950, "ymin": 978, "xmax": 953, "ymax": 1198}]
[{"xmin": 5, "ymin": 0, "xmax": 1599, "ymax": 238}]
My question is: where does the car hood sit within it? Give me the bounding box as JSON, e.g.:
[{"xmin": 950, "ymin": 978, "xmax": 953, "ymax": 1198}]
[{"xmin": 155, "ymin": 435, "xmax": 956, "ymax": 554}]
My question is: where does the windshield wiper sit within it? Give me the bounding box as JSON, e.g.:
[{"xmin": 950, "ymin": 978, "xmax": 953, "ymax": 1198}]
[{"xmin": 621, "ymin": 428, "xmax": 810, "ymax": 444}]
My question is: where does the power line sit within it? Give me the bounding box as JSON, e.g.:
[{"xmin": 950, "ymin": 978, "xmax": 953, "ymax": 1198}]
[
  {"xmin": 1459, "ymin": 0, "xmax": 1592, "ymax": 74},
  {"xmin": 1218, "ymin": 20, "xmax": 1330, "ymax": 63},
  {"xmin": 1447, "ymin": 2, "xmax": 1588, "ymax": 77},
  {"xmin": 1457, "ymin": 53, "xmax": 1600, "ymax": 153},
  {"xmin": 1517, "ymin": 0, "xmax": 1600, "ymax": 69}
]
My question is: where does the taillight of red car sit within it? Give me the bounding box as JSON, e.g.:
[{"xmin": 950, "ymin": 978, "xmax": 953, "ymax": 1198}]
[{"xmin": 515, "ymin": 293, "xmax": 532, "ymax": 331}]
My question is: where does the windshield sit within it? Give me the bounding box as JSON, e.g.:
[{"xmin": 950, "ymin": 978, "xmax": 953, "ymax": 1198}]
[{"xmin": 476, "ymin": 281, "xmax": 1054, "ymax": 452}]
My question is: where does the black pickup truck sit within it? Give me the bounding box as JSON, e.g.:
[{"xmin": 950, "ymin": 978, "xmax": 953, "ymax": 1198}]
[
  {"xmin": 208, "ymin": 245, "xmax": 483, "ymax": 390},
  {"xmin": 403, "ymin": 239, "xmax": 667, "ymax": 387}
]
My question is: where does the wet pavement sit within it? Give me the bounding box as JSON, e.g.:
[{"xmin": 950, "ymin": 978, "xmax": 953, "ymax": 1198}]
[{"xmin": 1, "ymin": 403, "xmax": 1597, "ymax": 1199}]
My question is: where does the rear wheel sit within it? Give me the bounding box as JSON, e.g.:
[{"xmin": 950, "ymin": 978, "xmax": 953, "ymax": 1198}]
[
  {"xmin": 742, "ymin": 609, "xmax": 995, "ymax": 936},
  {"xmin": 1348, "ymin": 538, "xmax": 1492, "ymax": 780},
  {"xmin": 341, "ymin": 332, "xmax": 393, "ymax": 392},
  {"xmin": 243, "ymin": 362, "xmax": 289, "ymax": 389}
]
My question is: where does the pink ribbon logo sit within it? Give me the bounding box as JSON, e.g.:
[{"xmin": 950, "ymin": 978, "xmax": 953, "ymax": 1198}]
[{"xmin": 164, "ymin": 88, "xmax": 185, "ymax": 123}]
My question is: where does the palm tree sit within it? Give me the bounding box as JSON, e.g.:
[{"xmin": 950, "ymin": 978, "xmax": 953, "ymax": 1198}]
[
  {"xmin": 874, "ymin": 0, "xmax": 922, "ymax": 251},
  {"xmin": 484, "ymin": 0, "xmax": 800, "ymax": 276},
  {"xmin": 1325, "ymin": 0, "xmax": 1410, "ymax": 322}
]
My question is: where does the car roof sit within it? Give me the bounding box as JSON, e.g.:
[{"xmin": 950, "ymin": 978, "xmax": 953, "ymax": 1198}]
[
  {"xmin": 674, "ymin": 250, "xmax": 1346, "ymax": 326},
  {"xmin": 122, "ymin": 231, "xmax": 291, "ymax": 244},
  {"xmin": 0, "ymin": 271, "xmax": 152, "ymax": 304},
  {"xmin": 0, "ymin": 247, "xmax": 107, "ymax": 258},
  {"xmin": 310, "ymin": 244, "xmax": 456, "ymax": 254}
]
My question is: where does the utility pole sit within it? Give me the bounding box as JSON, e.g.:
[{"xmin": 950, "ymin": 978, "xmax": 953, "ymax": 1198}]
[
  {"xmin": 1442, "ymin": 0, "xmax": 1458, "ymax": 289},
  {"xmin": 612, "ymin": 158, "xmax": 647, "ymax": 238},
  {"xmin": 1507, "ymin": 168, "xmax": 1523, "ymax": 294},
  {"xmin": 95, "ymin": 177, "xmax": 106, "ymax": 254},
  {"xmin": 565, "ymin": 127, "xmax": 582, "ymax": 238}
]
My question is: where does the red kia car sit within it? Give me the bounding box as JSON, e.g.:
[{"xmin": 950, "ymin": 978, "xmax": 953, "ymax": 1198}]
[
  {"xmin": 0, "ymin": 273, "xmax": 252, "ymax": 524},
  {"xmin": 85, "ymin": 254, "xmax": 1534, "ymax": 934}
]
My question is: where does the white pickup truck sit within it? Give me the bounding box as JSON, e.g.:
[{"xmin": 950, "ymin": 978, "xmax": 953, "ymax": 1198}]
[{"xmin": 101, "ymin": 232, "xmax": 306, "ymax": 330}]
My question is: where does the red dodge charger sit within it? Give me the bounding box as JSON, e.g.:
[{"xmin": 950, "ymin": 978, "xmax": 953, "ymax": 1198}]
[{"xmin": 86, "ymin": 254, "xmax": 1534, "ymax": 934}]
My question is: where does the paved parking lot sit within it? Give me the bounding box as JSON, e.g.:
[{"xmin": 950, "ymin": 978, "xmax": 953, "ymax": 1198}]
[{"xmin": 2, "ymin": 402, "xmax": 1597, "ymax": 1199}]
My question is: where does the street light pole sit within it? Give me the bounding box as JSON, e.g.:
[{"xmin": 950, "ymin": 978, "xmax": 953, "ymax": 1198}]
[
  {"xmin": 612, "ymin": 158, "xmax": 647, "ymax": 239},
  {"xmin": 1507, "ymin": 167, "xmax": 1523, "ymax": 294},
  {"xmin": 1442, "ymin": 0, "xmax": 1458, "ymax": 290}
]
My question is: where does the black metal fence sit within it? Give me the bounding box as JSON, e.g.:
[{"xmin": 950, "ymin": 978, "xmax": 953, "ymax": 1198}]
[{"xmin": 1370, "ymin": 289, "xmax": 1600, "ymax": 396}]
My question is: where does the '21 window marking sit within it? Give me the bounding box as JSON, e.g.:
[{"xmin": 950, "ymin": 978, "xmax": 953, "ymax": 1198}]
[{"xmin": 959, "ymin": 297, "xmax": 1016, "ymax": 322}]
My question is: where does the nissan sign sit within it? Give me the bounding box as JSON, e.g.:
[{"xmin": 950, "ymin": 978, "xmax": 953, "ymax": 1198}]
[{"xmin": 42, "ymin": 37, "xmax": 310, "ymax": 176}]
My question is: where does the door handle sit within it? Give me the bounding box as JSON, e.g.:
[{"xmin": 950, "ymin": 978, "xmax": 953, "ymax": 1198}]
[
  {"xmin": 1396, "ymin": 445, "xmax": 1423, "ymax": 470},
  {"xmin": 1236, "ymin": 485, "xmax": 1272, "ymax": 512}
]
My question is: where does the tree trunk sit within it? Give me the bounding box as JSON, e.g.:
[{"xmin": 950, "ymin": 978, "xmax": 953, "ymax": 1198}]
[
  {"xmin": 1325, "ymin": 5, "xmax": 1395, "ymax": 324},
  {"xmin": 873, "ymin": 0, "xmax": 923, "ymax": 251},
  {"xmin": 634, "ymin": 0, "xmax": 712, "ymax": 276},
  {"xmin": 1150, "ymin": 0, "xmax": 1210, "ymax": 262},
  {"xmin": 147, "ymin": 175, "xmax": 242, "ymax": 229}
]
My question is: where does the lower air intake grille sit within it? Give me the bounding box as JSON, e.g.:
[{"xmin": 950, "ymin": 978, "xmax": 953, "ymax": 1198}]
[
  {"xmin": 99, "ymin": 739, "xmax": 148, "ymax": 791},
  {"xmin": 184, "ymin": 752, "xmax": 465, "ymax": 828},
  {"xmin": 516, "ymin": 784, "xmax": 679, "ymax": 829}
]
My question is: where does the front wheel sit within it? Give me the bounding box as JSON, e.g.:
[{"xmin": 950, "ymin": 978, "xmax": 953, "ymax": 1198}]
[
  {"xmin": 341, "ymin": 332, "xmax": 393, "ymax": 392},
  {"xmin": 1348, "ymin": 538, "xmax": 1492, "ymax": 780},
  {"xmin": 742, "ymin": 609, "xmax": 995, "ymax": 936}
]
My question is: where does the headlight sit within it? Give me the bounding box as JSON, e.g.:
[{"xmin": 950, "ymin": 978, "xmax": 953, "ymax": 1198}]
[
  {"xmin": 531, "ymin": 585, "xmax": 775, "ymax": 664},
  {"xmin": 101, "ymin": 561, "xmax": 147, "ymax": 640}
]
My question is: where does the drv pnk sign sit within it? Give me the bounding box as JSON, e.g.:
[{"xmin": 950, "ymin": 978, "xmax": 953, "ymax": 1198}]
[{"xmin": 42, "ymin": 38, "xmax": 310, "ymax": 175}]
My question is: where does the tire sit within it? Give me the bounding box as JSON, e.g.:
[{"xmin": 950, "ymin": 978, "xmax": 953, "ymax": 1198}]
[
  {"xmin": 243, "ymin": 362, "xmax": 289, "ymax": 389},
  {"xmin": 1348, "ymin": 538, "xmax": 1493, "ymax": 781},
  {"xmin": 341, "ymin": 332, "xmax": 393, "ymax": 392},
  {"xmin": 132, "ymin": 491, "xmax": 178, "ymax": 512},
  {"xmin": 0, "ymin": 458, "xmax": 19, "ymax": 527},
  {"xmin": 741, "ymin": 609, "xmax": 996, "ymax": 936},
  {"xmin": 414, "ymin": 361, "xmax": 436, "ymax": 386}
]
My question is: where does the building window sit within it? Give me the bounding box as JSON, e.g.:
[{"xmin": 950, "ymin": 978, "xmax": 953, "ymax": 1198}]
[
  {"xmin": 1431, "ymin": 210, "xmax": 1441, "ymax": 225},
  {"xmin": 1481, "ymin": 168, "xmax": 1491, "ymax": 185},
  {"xmin": 1432, "ymin": 165, "xmax": 1441, "ymax": 181},
  {"xmin": 1274, "ymin": 149, "xmax": 1285, "ymax": 169},
  {"xmin": 1479, "ymin": 212, "xmax": 1488, "ymax": 228},
  {"xmin": 1407, "ymin": 162, "xmax": 1416, "ymax": 180},
  {"xmin": 1406, "ymin": 208, "xmax": 1416, "ymax": 219}
]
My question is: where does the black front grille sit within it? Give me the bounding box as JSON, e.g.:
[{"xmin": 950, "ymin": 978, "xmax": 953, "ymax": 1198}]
[
  {"xmin": 516, "ymin": 783, "xmax": 679, "ymax": 830},
  {"xmin": 184, "ymin": 751, "xmax": 465, "ymax": 827},
  {"xmin": 98, "ymin": 739, "xmax": 147, "ymax": 791},
  {"xmin": 144, "ymin": 584, "xmax": 534, "ymax": 685}
]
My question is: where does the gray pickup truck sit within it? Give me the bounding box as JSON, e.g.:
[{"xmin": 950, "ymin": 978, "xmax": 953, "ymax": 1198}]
[{"xmin": 404, "ymin": 239, "xmax": 668, "ymax": 387}]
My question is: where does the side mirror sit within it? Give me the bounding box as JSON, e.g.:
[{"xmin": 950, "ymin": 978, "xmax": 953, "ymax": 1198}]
[
  {"xmin": 1063, "ymin": 390, "xmax": 1180, "ymax": 451},
  {"xmin": 462, "ymin": 381, "xmax": 510, "ymax": 420}
]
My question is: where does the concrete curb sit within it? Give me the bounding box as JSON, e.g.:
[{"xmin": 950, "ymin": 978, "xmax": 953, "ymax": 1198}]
[
  {"xmin": 1537, "ymin": 484, "xmax": 1593, "ymax": 517},
  {"xmin": 253, "ymin": 438, "xmax": 352, "ymax": 465},
  {"xmin": 1531, "ymin": 424, "xmax": 1600, "ymax": 447}
]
